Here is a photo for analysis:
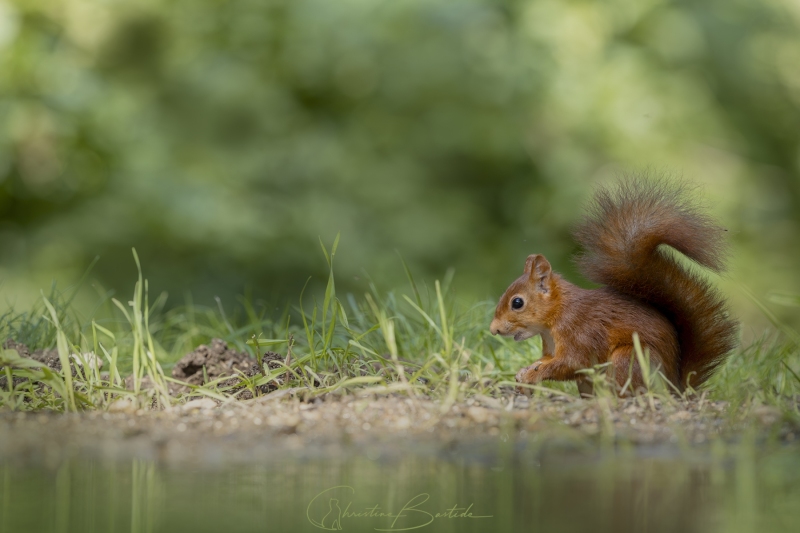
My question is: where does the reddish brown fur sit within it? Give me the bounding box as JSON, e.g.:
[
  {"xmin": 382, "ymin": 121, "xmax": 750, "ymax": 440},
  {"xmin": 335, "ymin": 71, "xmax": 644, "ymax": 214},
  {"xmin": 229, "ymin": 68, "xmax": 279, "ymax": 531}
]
[{"xmin": 490, "ymin": 177, "xmax": 738, "ymax": 394}]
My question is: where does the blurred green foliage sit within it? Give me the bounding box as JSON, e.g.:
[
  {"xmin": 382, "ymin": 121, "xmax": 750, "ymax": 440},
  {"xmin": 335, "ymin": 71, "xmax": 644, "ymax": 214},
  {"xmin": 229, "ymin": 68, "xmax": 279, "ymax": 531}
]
[{"xmin": 0, "ymin": 0, "xmax": 799, "ymax": 327}]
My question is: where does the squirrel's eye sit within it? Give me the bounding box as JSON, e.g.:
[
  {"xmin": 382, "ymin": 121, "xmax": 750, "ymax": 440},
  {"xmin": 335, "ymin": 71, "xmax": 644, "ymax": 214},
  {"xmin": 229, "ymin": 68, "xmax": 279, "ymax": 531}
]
[{"xmin": 511, "ymin": 297, "xmax": 524, "ymax": 310}]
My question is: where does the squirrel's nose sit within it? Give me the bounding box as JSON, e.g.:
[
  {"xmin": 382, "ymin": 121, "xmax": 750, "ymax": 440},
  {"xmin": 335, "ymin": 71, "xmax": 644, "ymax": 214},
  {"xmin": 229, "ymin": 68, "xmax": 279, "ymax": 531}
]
[{"xmin": 489, "ymin": 319, "xmax": 502, "ymax": 335}]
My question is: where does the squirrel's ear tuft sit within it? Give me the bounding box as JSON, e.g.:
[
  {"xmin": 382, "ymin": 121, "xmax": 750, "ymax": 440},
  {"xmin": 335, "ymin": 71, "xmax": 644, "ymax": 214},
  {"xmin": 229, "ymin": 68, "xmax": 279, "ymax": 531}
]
[{"xmin": 527, "ymin": 254, "xmax": 552, "ymax": 293}]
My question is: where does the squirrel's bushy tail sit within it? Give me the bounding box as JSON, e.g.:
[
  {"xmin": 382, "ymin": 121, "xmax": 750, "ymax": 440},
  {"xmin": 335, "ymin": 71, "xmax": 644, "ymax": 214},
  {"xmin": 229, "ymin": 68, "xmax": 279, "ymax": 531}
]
[{"xmin": 573, "ymin": 177, "xmax": 738, "ymax": 390}]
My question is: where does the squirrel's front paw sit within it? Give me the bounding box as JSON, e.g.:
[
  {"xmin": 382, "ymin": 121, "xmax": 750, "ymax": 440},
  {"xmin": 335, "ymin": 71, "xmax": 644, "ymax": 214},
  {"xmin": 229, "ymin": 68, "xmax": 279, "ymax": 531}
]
[
  {"xmin": 514, "ymin": 364, "xmax": 535, "ymax": 384},
  {"xmin": 515, "ymin": 362, "xmax": 543, "ymax": 395}
]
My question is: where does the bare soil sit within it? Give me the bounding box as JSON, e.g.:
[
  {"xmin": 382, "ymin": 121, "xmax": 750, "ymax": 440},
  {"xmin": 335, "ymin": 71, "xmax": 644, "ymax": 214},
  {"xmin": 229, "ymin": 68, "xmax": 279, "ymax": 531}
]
[
  {"xmin": 1, "ymin": 391, "xmax": 797, "ymax": 467},
  {"xmin": 167, "ymin": 338, "xmax": 284, "ymax": 398},
  {"xmin": 0, "ymin": 339, "xmax": 71, "ymax": 390},
  {"xmin": 1, "ymin": 337, "xmax": 284, "ymax": 399}
]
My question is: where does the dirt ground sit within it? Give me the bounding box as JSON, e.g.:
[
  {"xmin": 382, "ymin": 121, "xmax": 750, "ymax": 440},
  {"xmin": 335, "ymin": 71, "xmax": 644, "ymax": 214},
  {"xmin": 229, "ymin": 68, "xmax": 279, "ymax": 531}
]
[
  {"xmin": 1, "ymin": 391, "xmax": 796, "ymax": 467},
  {"xmin": 1, "ymin": 338, "xmax": 797, "ymax": 466},
  {"xmin": 165, "ymin": 338, "xmax": 284, "ymax": 398},
  {"xmin": 2, "ymin": 338, "xmax": 285, "ymax": 398},
  {"xmin": 0, "ymin": 340, "xmax": 67, "ymax": 390}
]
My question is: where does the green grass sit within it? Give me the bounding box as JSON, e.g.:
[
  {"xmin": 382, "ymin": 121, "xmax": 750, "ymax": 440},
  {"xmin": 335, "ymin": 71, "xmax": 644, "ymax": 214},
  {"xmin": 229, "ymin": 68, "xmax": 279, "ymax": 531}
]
[{"xmin": 1, "ymin": 245, "xmax": 799, "ymax": 428}]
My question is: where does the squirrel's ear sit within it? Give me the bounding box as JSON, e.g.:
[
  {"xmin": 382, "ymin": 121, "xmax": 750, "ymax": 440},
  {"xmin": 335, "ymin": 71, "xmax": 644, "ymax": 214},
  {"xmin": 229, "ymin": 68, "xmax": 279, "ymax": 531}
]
[
  {"xmin": 523, "ymin": 254, "xmax": 537, "ymax": 274},
  {"xmin": 526, "ymin": 254, "xmax": 552, "ymax": 293}
]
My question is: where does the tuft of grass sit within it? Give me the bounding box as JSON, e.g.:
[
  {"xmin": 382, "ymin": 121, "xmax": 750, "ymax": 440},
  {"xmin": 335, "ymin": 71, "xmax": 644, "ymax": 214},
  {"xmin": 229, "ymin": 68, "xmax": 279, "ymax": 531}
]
[{"xmin": 0, "ymin": 245, "xmax": 798, "ymax": 433}]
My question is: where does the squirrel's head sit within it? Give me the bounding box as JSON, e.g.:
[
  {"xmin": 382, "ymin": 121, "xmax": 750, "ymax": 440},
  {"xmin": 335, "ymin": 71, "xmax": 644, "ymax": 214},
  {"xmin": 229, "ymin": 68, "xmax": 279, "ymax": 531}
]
[{"xmin": 489, "ymin": 254, "xmax": 557, "ymax": 341}]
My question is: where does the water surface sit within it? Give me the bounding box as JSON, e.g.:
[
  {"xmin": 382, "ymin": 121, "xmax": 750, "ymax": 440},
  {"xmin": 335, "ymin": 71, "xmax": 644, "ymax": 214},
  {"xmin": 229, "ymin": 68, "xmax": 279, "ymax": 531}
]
[{"xmin": 2, "ymin": 442, "xmax": 799, "ymax": 533}]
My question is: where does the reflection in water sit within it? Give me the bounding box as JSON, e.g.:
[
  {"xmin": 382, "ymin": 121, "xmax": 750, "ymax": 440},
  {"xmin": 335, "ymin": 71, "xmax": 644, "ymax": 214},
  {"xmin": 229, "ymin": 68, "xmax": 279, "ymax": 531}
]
[{"xmin": 1, "ymin": 444, "xmax": 799, "ymax": 533}]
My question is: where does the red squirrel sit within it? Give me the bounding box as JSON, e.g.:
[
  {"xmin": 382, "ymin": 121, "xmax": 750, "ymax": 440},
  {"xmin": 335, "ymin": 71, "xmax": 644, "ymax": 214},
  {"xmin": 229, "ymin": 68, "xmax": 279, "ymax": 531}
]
[{"xmin": 489, "ymin": 179, "xmax": 738, "ymax": 395}]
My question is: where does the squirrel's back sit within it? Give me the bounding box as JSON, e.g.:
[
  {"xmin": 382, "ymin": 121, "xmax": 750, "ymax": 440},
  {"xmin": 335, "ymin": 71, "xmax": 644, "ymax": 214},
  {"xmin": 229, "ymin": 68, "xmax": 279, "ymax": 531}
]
[{"xmin": 573, "ymin": 177, "xmax": 738, "ymax": 390}]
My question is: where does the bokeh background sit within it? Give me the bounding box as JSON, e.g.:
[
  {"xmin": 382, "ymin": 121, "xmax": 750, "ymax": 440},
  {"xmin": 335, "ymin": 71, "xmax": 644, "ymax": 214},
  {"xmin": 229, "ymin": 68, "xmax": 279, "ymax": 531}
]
[{"xmin": 1, "ymin": 0, "xmax": 799, "ymax": 332}]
